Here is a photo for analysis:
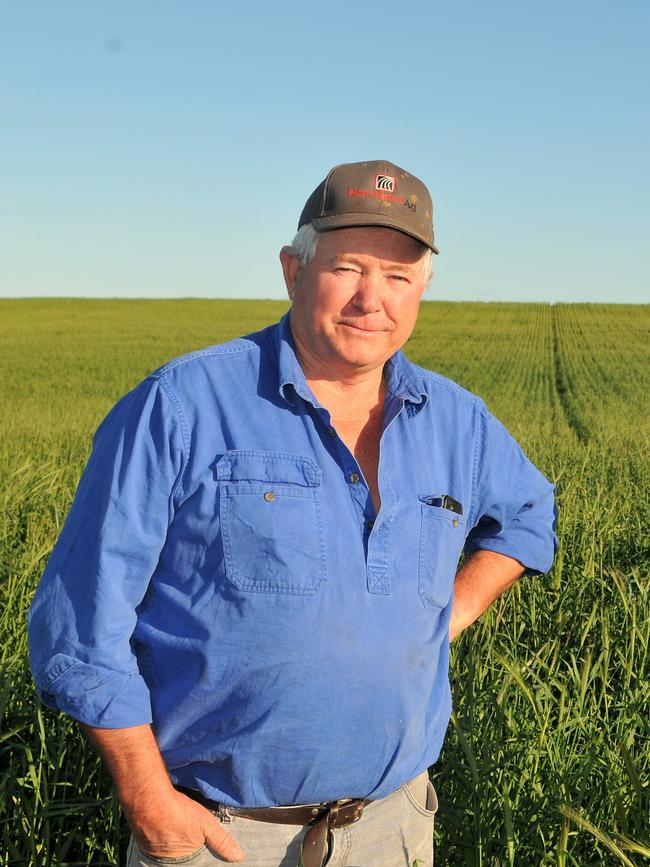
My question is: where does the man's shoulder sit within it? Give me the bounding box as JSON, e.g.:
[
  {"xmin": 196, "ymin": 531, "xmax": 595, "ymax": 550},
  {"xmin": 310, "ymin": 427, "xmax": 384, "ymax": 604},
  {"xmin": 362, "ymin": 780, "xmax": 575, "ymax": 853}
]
[{"xmin": 148, "ymin": 322, "xmax": 278, "ymax": 385}]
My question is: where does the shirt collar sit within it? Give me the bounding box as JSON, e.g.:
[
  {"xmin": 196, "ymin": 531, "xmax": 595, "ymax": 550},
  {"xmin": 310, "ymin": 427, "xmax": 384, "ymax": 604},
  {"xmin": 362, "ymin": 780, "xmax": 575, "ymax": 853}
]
[
  {"xmin": 275, "ymin": 312, "xmax": 323, "ymax": 408},
  {"xmin": 274, "ymin": 311, "xmax": 427, "ymax": 411},
  {"xmin": 383, "ymin": 351, "xmax": 428, "ymax": 410}
]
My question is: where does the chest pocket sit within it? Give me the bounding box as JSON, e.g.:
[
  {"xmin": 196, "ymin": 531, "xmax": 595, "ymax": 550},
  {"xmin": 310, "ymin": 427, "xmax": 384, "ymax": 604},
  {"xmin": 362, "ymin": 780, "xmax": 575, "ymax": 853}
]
[
  {"xmin": 216, "ymin": 451, "xmax": 327, "ymax": 595},
  {"xmin": 418, "ymin": 502, "xmax": 467, "ymax": 611}
]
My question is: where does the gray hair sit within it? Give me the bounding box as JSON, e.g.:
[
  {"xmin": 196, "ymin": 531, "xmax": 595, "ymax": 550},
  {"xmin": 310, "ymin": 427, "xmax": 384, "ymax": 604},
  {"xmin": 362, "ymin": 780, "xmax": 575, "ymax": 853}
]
[{"xmin": 286, "ymin": 224, "xmax": 434, "ymax": 285}]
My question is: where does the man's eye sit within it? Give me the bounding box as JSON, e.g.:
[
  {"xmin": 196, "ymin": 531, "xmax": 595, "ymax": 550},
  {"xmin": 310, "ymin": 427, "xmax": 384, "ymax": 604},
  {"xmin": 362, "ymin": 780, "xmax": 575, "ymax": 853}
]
[{"xmin": 389, "ymin": 274, "xmax": 409, "ymax": 283}]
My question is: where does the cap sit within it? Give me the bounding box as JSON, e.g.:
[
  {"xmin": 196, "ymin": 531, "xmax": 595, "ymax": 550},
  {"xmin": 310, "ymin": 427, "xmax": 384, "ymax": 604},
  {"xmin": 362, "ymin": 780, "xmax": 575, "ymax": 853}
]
[{"xmin": 298, "ymin": 160, "xmax": 438, "ymax": 254}]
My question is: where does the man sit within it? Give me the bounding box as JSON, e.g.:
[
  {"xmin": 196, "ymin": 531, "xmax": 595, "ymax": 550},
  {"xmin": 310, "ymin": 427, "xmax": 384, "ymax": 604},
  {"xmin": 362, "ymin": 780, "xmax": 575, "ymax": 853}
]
[{"xmin": 28, "ymin": 160, "xmax": 557, "ymax": 867}]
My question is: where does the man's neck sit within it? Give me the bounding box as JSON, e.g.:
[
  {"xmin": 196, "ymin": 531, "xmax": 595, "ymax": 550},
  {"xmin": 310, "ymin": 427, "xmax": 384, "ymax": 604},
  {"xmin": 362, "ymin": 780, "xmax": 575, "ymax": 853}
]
[
  {"xmin": 306, "ymin": 373, "xmax": 386, "ymax": 424},
  {"xmin": 290, "ymin": 326, "xmax": 387, "ymax": 419}
]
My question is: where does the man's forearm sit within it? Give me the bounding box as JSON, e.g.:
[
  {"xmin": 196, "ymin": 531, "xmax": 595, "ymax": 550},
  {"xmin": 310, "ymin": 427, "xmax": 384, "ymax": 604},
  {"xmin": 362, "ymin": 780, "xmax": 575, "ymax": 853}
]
[
  {"xmin": 79, "ymin": 722, "xmax": 245, "ymax": 861},
  {"xmin": 449, "ymin": 549, "xmax": 524, "ymax": 641},
  {"xmin": 79, "ymin": 723, "xmax": 175, "ymax": 813}
]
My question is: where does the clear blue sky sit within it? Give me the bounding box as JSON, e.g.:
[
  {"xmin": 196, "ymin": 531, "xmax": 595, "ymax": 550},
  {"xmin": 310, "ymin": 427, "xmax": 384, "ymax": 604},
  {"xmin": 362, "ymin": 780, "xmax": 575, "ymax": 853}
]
[{"xmin": 1, "ymin": 1, "xmax": 648, "ymax": 302}]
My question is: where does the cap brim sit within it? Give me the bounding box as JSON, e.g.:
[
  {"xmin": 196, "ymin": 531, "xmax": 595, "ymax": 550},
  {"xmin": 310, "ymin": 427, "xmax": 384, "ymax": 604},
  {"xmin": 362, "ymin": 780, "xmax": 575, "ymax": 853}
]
[{"xmin": 311, "ymin": 213, "xmax": 439, "ymax": 255}]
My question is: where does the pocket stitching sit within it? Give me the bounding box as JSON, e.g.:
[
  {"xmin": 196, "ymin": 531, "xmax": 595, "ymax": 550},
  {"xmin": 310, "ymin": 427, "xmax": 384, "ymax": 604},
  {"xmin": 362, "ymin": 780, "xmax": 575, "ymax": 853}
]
[
  {"xmin": 216, "ymin": 450, "xmax": 321, "ymax": 485},
  {"xmin": 134, "ymin": 842, "xmax": 207, "ymax": 865},
  {"xmin": 401, "ymin": 779, "xmax": 437, "ymax": 817}
]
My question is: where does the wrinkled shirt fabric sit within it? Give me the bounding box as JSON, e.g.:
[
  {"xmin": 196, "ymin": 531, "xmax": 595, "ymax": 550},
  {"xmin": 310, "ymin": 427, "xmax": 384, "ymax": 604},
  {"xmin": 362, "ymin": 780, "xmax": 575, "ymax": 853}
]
[{"xmin": 28, "ymin": 313, "xmax": 557, "ymax": 807}]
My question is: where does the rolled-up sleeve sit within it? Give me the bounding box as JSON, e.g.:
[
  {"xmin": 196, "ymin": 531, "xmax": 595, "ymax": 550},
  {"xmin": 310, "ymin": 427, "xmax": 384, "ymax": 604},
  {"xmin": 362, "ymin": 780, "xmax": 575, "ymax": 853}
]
[
  {"xmin": 464, "ymin": 404, "xmax": 557, "ymax": 575},
  {"xmin": 28, "ymin": 375, "xmax": 186, "ymax": 728}
]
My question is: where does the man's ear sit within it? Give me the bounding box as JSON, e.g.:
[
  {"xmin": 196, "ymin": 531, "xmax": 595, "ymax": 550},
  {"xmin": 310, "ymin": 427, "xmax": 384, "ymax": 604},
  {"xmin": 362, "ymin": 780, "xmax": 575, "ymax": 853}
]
[{"xmin": 279, "ymin": 247, "xmax": 302, "ymax": 301}]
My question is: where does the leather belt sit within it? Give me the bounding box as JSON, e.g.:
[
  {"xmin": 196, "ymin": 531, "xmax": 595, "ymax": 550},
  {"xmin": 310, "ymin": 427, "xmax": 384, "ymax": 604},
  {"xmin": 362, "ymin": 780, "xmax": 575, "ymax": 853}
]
[{"xmin": 176, "ymin": 785, "xmax": 372, "ymax": 867}]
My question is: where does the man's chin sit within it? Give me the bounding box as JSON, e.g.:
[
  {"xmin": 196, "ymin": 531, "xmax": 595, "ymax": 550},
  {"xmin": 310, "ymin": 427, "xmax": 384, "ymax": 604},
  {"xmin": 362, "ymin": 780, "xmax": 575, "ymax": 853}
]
[{"xmin": 332, "ymin": 344, "xmax": 391, "ymax": 371}]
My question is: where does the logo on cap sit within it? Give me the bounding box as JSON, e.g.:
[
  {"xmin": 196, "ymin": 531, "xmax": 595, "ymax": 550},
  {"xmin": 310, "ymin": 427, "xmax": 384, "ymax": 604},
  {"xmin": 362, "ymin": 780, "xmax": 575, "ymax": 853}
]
[{"xmin": 375, "ymin": 174, "xmax": 395, "ymax": 192}]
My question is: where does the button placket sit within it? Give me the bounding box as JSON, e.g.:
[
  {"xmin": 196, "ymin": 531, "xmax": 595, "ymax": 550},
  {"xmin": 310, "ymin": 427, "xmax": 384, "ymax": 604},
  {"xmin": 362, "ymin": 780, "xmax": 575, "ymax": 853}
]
[
  {"xmin": 364, "ymin": 397, "xmax": 405, "ymax": 595},
  {"xmin": 346, "ymin": 469, "xmax": 369, "ymax": 522},
  {"xmin": 366, "ymin": 518, "xmax": 390, "ymax": 594},
  {"xmin": 315, "ymin": 409, "xmax": 379, "ymax": 564}
]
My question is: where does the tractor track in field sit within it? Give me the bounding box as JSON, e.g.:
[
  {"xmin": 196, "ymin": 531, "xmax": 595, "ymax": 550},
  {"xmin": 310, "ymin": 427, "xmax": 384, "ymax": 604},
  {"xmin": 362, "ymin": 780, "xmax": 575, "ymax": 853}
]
[{"xmin": 551, "ymin": 306, "xmax": 589, "ymax": 444}]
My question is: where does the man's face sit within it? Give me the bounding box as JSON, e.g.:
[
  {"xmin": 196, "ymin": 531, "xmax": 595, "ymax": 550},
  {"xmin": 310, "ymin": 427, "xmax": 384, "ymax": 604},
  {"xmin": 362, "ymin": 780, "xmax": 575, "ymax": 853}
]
[{"xmin": 280, "ymin": 226, "xmax": 429, "ymax": 376}]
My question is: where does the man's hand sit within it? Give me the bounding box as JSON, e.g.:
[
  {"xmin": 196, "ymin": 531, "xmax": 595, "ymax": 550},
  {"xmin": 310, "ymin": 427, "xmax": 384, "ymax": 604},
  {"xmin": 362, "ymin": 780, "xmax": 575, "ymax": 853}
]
[
  {"xmin": 449, "ymin": 549, "xmax": 525, "ymax": 641},
  {"xmin": 126, "ymin": 786, "xmax": 244, "ymax": 862},
  {"xmin": 79, "ymin": 722, "xmax": 245, "ymax": 862}
]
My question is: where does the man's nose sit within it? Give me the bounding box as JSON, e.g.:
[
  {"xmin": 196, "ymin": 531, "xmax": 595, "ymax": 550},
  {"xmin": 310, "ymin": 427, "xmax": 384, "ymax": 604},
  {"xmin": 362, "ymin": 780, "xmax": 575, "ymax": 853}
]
[{"xmin": 352, "ymin": 274, "xmax": 382, "ymax": 312}]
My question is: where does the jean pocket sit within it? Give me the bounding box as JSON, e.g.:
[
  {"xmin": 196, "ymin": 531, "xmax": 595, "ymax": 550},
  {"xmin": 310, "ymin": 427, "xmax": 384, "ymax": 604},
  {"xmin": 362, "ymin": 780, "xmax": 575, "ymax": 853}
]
[
  {"xmin": 401, "ymin": 777, "xmax": 438, "ymax": 818},
  {"xmin": 128, "ymin": 839, "xmax": 208, "ymax": 866},
  {"xmin": 418, "ymin": 502, "xmax": 466, "ymax": 611},
  {"xmin": 217, "ymin": 450, "xmax": 327, "ymax": 595}
]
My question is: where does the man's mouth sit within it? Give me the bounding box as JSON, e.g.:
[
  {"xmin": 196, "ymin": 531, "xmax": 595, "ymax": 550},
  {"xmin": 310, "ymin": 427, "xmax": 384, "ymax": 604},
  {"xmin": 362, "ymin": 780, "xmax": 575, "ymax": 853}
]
[{"xmin": 339, "ymin": 321, "xmax": 388, "ymax": 333}]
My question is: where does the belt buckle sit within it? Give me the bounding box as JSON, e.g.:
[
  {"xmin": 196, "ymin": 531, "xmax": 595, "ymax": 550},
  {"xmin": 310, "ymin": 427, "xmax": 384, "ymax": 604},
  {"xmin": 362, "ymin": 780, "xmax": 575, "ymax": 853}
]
[
  {"xmin": 328, "ymin": 798, "xmax": 365, "ymax": 829},
  {"xmin": 347, "ymin": 801, "xmax": 365, "ymax": 825}
]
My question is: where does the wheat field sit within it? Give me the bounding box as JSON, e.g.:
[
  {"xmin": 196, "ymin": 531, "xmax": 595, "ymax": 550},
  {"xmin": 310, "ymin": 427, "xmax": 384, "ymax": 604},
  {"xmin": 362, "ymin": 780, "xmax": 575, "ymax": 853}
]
[{"xmin": 1, "ymin": 299, "xmax": 648, "ymax": 865}]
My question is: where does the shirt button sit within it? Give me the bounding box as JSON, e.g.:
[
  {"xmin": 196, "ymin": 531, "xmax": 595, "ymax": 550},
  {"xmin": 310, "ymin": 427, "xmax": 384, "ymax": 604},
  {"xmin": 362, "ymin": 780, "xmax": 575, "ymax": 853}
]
[
  {"xmin": 263, "ymin": 491, "xmax": 276, "ymax": 502},
  {"xmin": 327, "ymin": 426, "xmax": 337, "ymax": 437},
  {"xmin": 452, "ymin": 518, "xmax": 459, "ymax": 527},
  {"xmin": 348, "ymin": 472, "xmax": 360, "ymax": 484}
]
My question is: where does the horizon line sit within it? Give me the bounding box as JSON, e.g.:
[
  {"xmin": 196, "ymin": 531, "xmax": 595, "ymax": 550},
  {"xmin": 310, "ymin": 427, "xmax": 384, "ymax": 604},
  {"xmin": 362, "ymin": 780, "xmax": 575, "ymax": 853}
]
[{"xmin": 1, "ymin": 296, "xmax": 648, "ymax": 307}]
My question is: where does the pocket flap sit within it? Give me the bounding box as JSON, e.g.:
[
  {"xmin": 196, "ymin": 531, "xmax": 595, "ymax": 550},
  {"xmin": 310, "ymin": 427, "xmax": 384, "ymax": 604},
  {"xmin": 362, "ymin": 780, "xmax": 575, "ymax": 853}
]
[{"xmin": 216, "ymin": 450, "xmax": 321, "ymax": 487}]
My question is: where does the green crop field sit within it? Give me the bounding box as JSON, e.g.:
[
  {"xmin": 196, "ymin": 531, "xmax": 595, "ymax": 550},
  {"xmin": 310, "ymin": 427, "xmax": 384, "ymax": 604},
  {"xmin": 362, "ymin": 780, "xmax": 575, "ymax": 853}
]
[{"xmin": 1, "ymin": 299, "xmax": 648, "ymax": 866}]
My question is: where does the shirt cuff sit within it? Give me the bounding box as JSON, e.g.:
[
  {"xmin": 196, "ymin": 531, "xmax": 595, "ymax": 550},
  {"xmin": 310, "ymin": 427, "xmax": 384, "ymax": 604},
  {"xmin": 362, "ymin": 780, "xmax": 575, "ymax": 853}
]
[
  {"xmin": 34, "ymin": 653, "xmax": 153, "ymax": 728},
  {"xmin": 464, "ymin": 527, "xmax": 556, "ymax": 577}
]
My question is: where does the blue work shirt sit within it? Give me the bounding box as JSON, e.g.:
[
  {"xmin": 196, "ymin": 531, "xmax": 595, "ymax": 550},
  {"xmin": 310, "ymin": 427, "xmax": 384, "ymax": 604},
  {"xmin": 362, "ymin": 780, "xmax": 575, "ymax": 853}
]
[{"xmin": 28, "ymin": 312, "xmax": 557, "ymax": 807}]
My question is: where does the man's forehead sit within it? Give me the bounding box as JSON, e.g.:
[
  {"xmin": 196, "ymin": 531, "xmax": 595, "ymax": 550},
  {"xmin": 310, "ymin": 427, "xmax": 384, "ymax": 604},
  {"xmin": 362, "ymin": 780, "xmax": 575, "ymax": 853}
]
[
  {"xmin": 329, "ymin": 252, "xmax": 423, "ymax": 272},
  {"xmin": 316, "ymin": 226, "xmax": 427, "ymax": 264}
]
